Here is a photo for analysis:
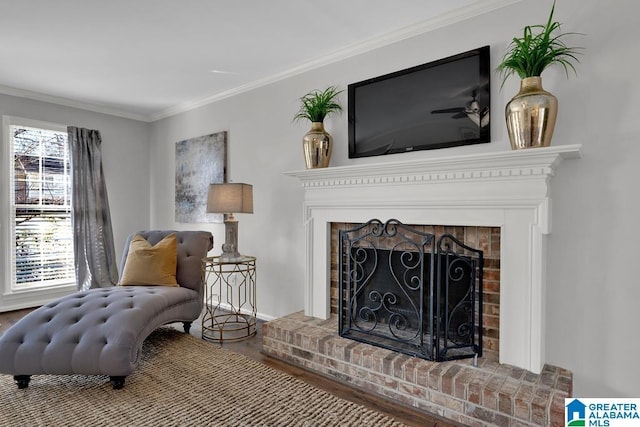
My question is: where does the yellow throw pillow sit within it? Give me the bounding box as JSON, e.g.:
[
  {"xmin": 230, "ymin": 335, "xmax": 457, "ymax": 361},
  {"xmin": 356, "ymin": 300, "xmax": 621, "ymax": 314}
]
[{"xmin": 119, "ymin": 233, "xmax": 179, "ymax": 286}]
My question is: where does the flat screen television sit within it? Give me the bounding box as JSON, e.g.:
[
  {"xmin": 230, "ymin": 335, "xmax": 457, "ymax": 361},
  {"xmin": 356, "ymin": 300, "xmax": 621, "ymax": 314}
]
[{"xmin": 348, "ymin": 46, "xmax": 490, "ymax": 158}]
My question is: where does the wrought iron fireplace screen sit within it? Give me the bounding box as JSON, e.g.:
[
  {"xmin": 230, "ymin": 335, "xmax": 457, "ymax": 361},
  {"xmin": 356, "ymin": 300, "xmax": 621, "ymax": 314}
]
[{"xmin": 338, "ymin": 219, "xmax": 483, "ymax": 362}]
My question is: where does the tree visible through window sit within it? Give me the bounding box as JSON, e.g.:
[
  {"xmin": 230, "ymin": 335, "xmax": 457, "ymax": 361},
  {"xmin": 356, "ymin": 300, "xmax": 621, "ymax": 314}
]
[{"xmin": 11, "ymin": 125, "xmax": 75, "ymax": 288}]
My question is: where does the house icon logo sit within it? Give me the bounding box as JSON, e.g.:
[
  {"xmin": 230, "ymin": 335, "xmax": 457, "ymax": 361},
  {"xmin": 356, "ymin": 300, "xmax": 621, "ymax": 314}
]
[{"xmin": 566, "ymin": 399, "xmax": 587, "ymax": 426}]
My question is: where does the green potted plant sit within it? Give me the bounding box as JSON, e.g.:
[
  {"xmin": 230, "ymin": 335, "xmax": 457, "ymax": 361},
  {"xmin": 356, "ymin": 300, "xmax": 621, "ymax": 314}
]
[
  {"xmin": 497, "ymin": 1, "xmax": 582, "ymax": 149},
  {"xmin": 294, "ymin": 86, "xmax": 343, "ymax": 169}
]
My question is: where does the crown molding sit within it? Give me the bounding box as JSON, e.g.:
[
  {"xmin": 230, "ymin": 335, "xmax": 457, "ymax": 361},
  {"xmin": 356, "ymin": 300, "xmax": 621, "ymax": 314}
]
[
  {"xmin": 149, "ymin": 0, "xmax": 524, "ymax": 122},
  {"xmin": 0, "ymin": 84, "xmax": 151, "ymax": 122}
]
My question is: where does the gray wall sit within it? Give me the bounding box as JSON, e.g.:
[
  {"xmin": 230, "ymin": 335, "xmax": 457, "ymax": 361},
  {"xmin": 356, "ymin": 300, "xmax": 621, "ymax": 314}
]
[{"xmin": 149, "ymin": 0, "xmax": 640, "ymax": 397}]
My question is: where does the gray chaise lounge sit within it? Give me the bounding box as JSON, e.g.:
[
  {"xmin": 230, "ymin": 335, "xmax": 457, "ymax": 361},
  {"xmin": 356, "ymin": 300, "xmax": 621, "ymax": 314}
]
[{"xmin": 0, "ymin": 230, "xmax": 213, "ymax": 389}]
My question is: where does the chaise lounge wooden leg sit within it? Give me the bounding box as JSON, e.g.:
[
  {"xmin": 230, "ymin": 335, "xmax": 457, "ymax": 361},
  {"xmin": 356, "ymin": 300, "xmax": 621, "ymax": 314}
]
[
  {"xmin": 110, "ymin": 376, "xmax": 126, "ymax": 390},
  {"xmin": 183, "ymin": 321, "xmax": 192, "ymax": 334},
  {"xmin": 14, "ymin": 375, "xmax": 31, "ymax": 389}
]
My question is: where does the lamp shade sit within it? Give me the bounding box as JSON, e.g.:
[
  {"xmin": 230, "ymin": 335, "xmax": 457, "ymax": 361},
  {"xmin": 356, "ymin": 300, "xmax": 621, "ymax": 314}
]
[{"xmin": 206, "ymin": 183, "xmax": 253, "ymax": 214}]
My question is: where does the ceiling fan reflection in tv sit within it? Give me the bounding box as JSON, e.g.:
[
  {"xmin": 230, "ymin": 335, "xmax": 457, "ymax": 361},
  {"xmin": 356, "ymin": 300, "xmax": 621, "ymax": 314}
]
[{"xmin": 431, "ymin": 88, "xmax": 490, "ymax": 129}]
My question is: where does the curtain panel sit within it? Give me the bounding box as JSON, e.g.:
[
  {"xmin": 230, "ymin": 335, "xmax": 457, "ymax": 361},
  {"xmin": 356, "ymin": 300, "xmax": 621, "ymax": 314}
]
[{"xmin": 68, "ymin": 126, "xmax": 118, "ymax": 290}]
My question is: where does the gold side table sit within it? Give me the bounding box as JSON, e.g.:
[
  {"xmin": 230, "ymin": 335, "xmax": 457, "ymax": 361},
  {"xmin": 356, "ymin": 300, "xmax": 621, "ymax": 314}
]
[{"xmin": 201, "ymin": 256, "xmax": 257, "ymax": 343}]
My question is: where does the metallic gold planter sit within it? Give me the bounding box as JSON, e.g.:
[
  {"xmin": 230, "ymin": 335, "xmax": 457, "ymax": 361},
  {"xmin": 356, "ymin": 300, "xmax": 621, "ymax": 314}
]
[
  {"xmin": 302, "ymin": 122, "xmax": 332, "ymax": 169},
  {"xmin": 505, "ymin": 77, "xmax": 558, "ymax": 149}
]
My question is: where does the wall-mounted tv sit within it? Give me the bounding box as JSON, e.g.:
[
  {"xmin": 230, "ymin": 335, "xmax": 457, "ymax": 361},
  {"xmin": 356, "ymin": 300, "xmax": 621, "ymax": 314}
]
[{"xmin": 348, "ymin": 46, "xmax": 490, "ymax": 158}]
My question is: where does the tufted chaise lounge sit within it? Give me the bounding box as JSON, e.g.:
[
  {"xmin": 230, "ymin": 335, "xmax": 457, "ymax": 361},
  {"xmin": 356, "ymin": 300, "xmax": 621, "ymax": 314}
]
[{"xmin": 0, "ymin": 230, "xmax": 213, "ymax": 390}]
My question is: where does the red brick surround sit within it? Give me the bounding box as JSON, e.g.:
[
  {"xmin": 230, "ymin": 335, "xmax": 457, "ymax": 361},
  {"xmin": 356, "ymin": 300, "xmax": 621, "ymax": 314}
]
[{"xmin": 262, "ymin": 312, "xmax": 572, "ymax": 426}]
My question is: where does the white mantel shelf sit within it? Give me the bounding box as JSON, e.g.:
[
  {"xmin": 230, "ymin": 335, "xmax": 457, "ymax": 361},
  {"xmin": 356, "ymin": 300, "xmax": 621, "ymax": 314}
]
[
  {"xmin": 285, "ymin": 144, "xmax": 582, "ymax": 185},
  {"xmin": 286, "ymin": 144, "xmax": 582, "ymax": 374}
]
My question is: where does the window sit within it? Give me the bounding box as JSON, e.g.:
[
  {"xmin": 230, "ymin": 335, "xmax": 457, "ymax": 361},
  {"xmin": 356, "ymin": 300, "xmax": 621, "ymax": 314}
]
[{"xmin": 5, "ymin": 118, "xmax": 75, "ymax": 292}]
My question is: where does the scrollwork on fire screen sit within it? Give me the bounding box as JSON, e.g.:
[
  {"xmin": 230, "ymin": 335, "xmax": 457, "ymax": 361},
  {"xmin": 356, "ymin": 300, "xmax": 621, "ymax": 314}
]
[{"xmin": 340, "ymin": 219, "xmax": 435, "ymax": 345}]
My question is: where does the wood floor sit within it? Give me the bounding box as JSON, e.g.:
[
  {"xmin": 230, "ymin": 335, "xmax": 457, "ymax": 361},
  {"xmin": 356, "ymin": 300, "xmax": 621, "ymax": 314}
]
[{"xmin": 0, "ymin": 308, "xmax": 460, "ymax": 427}]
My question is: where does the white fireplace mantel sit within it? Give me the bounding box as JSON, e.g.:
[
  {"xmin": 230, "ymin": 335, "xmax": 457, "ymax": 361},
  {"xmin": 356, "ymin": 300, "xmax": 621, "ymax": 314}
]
[{"xmin": 285, "ymin": 144, "xmax": 581, "ymax": 374}]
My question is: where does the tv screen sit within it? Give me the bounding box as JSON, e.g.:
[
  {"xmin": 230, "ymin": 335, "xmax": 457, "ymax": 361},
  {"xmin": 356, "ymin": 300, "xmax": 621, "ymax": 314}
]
[{"xmin": 348, "ymin": 46, "xmax": 490, "ymax": 158}]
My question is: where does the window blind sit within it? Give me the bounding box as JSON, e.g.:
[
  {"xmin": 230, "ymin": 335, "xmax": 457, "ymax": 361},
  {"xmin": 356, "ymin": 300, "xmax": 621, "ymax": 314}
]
[{"xmin": 11, "ymin": 125, "xmax": 75, "ymax": 288}]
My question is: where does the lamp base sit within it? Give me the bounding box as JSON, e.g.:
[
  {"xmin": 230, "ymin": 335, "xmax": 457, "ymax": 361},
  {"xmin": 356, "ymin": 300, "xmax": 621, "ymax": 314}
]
[
  {"xmin": 220, "ymin": 216, "xmax": 243, "ymax": 261},
  {"xmin": 219, "ymin": 249, "xmax": 242, "ymax": 263},
  {"xmin": 219, "ymin": 255, "xmax": 243, "ymax": 262}
]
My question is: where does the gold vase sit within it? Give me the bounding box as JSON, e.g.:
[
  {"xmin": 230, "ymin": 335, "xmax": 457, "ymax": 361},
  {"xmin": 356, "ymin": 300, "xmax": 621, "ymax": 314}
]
[
  {"xmin": 302, "ymin": 122, "xmax": 332, "ymax": 168},
  {"xmin": 505, "ymin": 76, "xmax": 558, "ymax": 149}
]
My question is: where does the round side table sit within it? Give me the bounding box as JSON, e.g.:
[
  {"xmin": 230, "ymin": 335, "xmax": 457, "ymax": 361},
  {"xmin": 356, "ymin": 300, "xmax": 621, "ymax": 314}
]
[{"xmin": 201, "ymin": 256, "xmax": 257, "ymax": 343}]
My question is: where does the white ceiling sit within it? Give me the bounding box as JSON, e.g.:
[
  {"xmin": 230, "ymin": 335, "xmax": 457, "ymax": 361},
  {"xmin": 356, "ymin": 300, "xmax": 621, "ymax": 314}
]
[{"xmin": 0, "ymin": 0, "xmax": 509, "ymax": 121}]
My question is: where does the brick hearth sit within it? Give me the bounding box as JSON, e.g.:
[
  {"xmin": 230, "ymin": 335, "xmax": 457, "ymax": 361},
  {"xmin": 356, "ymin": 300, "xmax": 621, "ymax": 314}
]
[{"xmin": 262, "ymin": 311, "xmax": 572, "ymax": 427}]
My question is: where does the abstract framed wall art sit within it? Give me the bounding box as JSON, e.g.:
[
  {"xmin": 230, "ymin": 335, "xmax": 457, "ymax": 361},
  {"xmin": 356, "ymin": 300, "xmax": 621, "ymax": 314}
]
[{"xmin": 175, "ymin": 131, "xmax": 227, "ymax": 223}]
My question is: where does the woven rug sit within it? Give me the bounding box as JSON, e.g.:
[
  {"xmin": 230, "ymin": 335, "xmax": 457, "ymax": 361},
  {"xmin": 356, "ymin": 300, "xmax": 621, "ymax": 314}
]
[{"xmin": 0, "ymin": 328, "xmax": 407, "ymax": 426}]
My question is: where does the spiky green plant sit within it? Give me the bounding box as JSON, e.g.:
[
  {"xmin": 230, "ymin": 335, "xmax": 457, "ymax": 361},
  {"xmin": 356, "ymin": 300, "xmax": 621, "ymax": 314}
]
[
  {"xmin": 497, "ymin": 1, "xmax": 582, "ymax": 87},
  {"xmin": 293, "ymin": 86, "xmax": 343, "ymax": 123}
]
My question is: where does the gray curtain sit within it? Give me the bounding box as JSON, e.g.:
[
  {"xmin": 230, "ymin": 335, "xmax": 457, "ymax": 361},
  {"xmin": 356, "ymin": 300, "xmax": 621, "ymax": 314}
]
[{"xmin": 68, "ymin": 126, "xmax": 118, "ymax": 290}]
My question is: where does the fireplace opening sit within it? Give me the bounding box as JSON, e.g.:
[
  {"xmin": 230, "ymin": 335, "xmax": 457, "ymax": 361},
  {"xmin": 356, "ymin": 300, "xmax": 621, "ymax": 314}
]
[{"xmin": 338, "ymin": 219, "xmax": 483, "ymax": 362}]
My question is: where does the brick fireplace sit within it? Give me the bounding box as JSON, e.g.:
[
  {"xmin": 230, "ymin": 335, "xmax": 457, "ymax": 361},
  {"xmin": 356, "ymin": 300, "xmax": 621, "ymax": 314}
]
[{"xmin": 268, "ymin": 145, "xmax": 581, "ymax": 425}]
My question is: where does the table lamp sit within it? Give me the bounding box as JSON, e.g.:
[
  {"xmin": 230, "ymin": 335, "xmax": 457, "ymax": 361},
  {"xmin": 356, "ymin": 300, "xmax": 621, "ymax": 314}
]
[{"xmin": 206, "ymin": 183, "xmax": 253, "ymax": 261}]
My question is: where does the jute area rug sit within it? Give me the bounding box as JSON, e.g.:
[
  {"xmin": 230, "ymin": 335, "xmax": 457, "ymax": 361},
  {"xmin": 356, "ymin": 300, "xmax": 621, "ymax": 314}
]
[{"xmin": 0, "ymin": 328, "xmax": 407, "ymax": 427}]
